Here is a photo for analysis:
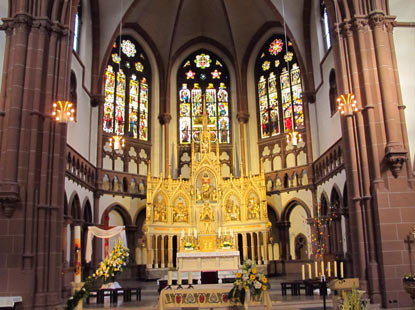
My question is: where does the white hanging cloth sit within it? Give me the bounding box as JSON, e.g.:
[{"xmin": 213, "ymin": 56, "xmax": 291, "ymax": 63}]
[{"xmin": 85, "ymin": 226, "xmax": 127, "ymax": 263}]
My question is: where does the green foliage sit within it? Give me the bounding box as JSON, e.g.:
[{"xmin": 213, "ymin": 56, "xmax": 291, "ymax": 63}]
[
  {"xmin": 339, "ymin": 286, "xmax": 366, "ymax": 310},
  {"xmin": 64, "ymin": 240, "xmax": 129, "ymax": 310}
]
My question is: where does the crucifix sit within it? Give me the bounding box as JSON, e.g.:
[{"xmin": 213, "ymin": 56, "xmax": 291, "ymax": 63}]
[
  {"xmin": 404, "ymin": 233, "xmax": 414, "ymax": 275},
  {"xmin": 102, "ymin": 211, "xmax": 114, "ymax": 258}
]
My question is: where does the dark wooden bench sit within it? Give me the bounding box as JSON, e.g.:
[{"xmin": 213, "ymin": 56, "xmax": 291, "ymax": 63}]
[
  {"xmin": 281, "ymin": 282, "xmax": 300, "ymax": 296},
  {"xmin": 86, "ymin": 287, "xmax": 142, "ymax": 304}
]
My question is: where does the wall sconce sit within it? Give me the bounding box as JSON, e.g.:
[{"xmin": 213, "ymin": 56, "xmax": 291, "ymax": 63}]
[
  {"xmin": 109, "ymin": 135, "xmax": 125, "ymax": 150},
  {"xmin": 337, "ymin": 93, "xmax": 358, "ymax": 115},
  {"xmin": 286, "ymin": 130, "xmax": 302, "ymax": 146},
  {"xmin": 52, "ymin": 100, "xmax": 75, "ymax": 123}
]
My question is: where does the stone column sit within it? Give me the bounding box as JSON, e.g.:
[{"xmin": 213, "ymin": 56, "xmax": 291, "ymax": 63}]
[
  {"xmin": 256, "ymin": 233, "xmax": 262, "ymax": 265},
  {"xmin": 146, "ymin": 234, "xmax": 152, "ymax": 268},
  {"xmin": 154, "ymin": 235, "xmax": 159, "ymax": 268},
  {"xmin": 168, "ymin": 235, "xmax": 173, "ymax": 268},
  {"xmin": 262, "ymin": 231, "xmax": 269, "ymax": 264},
  {"xmin": 242, "ymin": 234, "xmax": 248, "ymax": 261},
  {"xmin": 161, "ymin": 235, "xmax": 165, "ymax": 268},
  {"xmin": 250, "ymin": 233, "xmax": 256, "ymax": 262}
]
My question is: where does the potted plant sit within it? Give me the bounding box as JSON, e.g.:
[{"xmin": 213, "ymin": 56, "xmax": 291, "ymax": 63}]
[
  {"xmin": 222, "ymin": 241, "xmax": 232, "ymax": 249},
  {"xmin": 184, "ymin": 242, "xmax": 194, "ymax": 250}
]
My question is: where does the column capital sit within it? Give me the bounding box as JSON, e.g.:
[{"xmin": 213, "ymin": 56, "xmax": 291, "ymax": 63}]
[
  {"xmin": 158, "ymin": 113, "xmax": 172, "ymax": 125},
  {"xmin": 0, "ymin": 182, "xmax": 20, "ymax": 218},
  {"xmin": 91, "ymin": 95, "xmax": 105, "ymax": 107},
  {"xmin": 236, "ymin": 111, "xmax": 249, "ymax": 124},
  {"xmin": 368, "ymin": 12, "xmax": 386, "ymax": 29}
]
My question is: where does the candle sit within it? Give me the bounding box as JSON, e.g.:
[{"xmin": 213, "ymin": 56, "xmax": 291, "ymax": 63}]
[
  {"xmin": 308, "ymin": 264, "xmax": 312, "ymax": 279},
  {"xmin": 314, "ymin": 261, "xmax": 318, "ymax": 278},
  {"xmin": 177, "ymin": 271, "xmax": 182, "ymax": 285},
  {"xmin": 334, "ymin": 261, "xmax": 338, "ymax": 278},
  {"xmin": 327, "ymin": 262, "xmax": 331, "ymax": 277},
  {"xmin": 194, "ymin": 228, "xmax": 197, "ymax": 237},
  {"xmin": 181, "ymin": 229, "xmax": 184, "ymax": 239},
  {"xmin": 302, "ymin": 265, "xmax": 305, "ymax": 280},
  {"xmin": 321, "ymin": 261, "xmax": 325, "ymax": 276},
  {"xmin": 188, "ymin": 271, "xmax": 193, "ymax": 285},
  {"xmin": 188, "ymin": 228, "xmax": 191, "ymax": 236},
  {"xmin": 340, "ymin": 262, "xmax": 344, "ymax": 278},
  {"xmin": 224, "ymin": 227, "xmax": 227, "ymax": 235},
  {"xmin": 168, "ymin": 270, "xmax": 172, "ymax": 285},
  {"xmin": 218, "ymin": 227, "xmax": 221, "ymax": 237}
]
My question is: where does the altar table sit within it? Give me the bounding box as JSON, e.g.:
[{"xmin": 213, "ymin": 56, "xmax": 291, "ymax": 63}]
[
  {"xmin": 177, "ymin": 251, "xmax": 239, "ymax": 272},
  {"xmin": 159, "ymin": 284, "xmax": 271, "ymax": 310}
]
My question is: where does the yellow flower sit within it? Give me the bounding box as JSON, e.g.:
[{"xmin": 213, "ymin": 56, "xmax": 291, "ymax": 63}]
[
  {"xmin": 250, "ymin": 274, "xmax": 256, "ymax": 280},
  {"xmin": 262, "ymin": 277, "xmax": 268, "ymax": 283},
  {"xmin": 262, "ymin": 285, "xmax": 267, "ymax": 291},
  {"xmin": 236, "ymin": 272, "xmax": 242, "ymax": 278},
  {"xmin": 251, "ymin": 268, "xmax": 256, "ymax": 274}
]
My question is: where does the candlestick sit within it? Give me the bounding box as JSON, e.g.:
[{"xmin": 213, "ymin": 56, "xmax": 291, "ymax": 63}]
[
  {"xmin": 327, "ymin": 262, "xmax": 331, "ymax": 277},
  {"xmin": 340, "ymin": 262, "xmax": 344, "ymax": 278},
  {"xmin": 308, "ymin": 264, "xmax": 312, "ymax": 279},
  {"xmin": 168, "ymin": 270, "xmax": 172, "ymax": 285},
  {"xmin": 302, "ymin": 264, "xmax": 305, "ymax": 280},
  {"xmin": 188, "ymin": 271, "xmax": 193, "ymax": 288},
  {"xmin": 314, "ymin": 261, "xmax": 318, "ymax": 278},
  {"xmin": 177, "ymin": 271, "xmax": 182, "ymax": 285},
  {"xmin": 334, "ymin": 261, "xmax": 338, "ymax": 278},
  {"xmin": 321, "ymin": 261, "xmax": 325, "ymax": 276}
]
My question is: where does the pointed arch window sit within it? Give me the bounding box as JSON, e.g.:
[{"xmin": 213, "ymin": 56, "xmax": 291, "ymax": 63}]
[
  {"xmin": 73, "ymin": 0, "xmax": 82, "ymax": 52},
  {"xmin": 177, "ymin": 50, "xmax": 231, "ymax": 145},
  {"xmin": 103, "ymin": 35, "xmax": 151, "ymax": 141},
  {"xmin": 320, "ymin": 1, "xmax": 332, "ymax": 51},
  {"xmin": 255, "ymin": 35, "xmax": 304, "ymax": 139}
]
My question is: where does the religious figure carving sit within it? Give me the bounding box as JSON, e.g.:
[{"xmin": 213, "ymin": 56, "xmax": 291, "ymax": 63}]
[
  {"xmin": 225, "ymin": 199, "xmax": 240, "ymax": 221},
  {"xmin": 201, "ymin": 172, "xmax": 211, "ymax": 201},
  {"xmin": 153, "ymin": 195, "xmax": 167, "ymax": 223},
  {"xmin": 247, "ymin": 197, "xmax": 260, "ymax": 220},
  {"xmin": 210, "ymin": 189, "xmax": 217, "ymax": 201},
  {"xmin": 173, "ymin": 202, "xmax": 188, "ymax": 223},
  {"xmin": 200, "ymin": 203, "xmax": 214, "ymax": 222}
]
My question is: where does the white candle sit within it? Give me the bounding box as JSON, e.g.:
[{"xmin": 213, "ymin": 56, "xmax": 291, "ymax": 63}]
[
  {"xmin": 168, "ymin": 270, "xmax": 172, "ymax": 285},
  {"xmin": 194, "ymin": 228, "xmax": 196, "ymax": 237},
  {"xmin": 314, "ymin": 261, "xmax": 318, "ymax": 278},
  {"xmin": 224, "ymin": 227, "xmax": 227, "ymax": 235},
  {"xmin": 321, "ymin": 261, "xmax": 325, "ymax": 276},
  {"xmin": 177, "ymin": 271, "xmax": 182, "ymax": 285},
  {"xmin": 302, "ymin": 265, "xmax": 305, "ymax": 280},
  {"xmin": 334, "ymin": 261, "xmax": 338, "ymax": 278},
  {"xmin": 188, "ymin": 228, "xmax": 191, "ymax": 236},
  {"xmin": 188, "ymin": 271, "xmax": 193, "ymax": 285},
  {"xmin": 340, "ymin": 262, "xmax": 344, "ymax": 278},
  {"xmin": 181, "ymin": 229, "xmax": 184, "ymax": 239},
  {"xmin": 308, "ymin": 264, "xmax": 312, "ymax": 279},
  {"xmin": 327, "ymin": 262, "xmax": 331, "ymax": 277},
  {"xmin": 218, "ymin": 227, "xmax": 221, "ymax": 237}
]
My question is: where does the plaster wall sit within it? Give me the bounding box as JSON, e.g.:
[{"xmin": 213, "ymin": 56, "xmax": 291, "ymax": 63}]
[
  {"xmin": 267, "ymin": 189, "xmax": 313, "ymax": 218},
  {"xmin": 289, "ymin": 206, "xmax": 311, "ymax": 259},
  {"xmin": 390, "ymin": 1, "xmax": 415, "ymax": 164}
]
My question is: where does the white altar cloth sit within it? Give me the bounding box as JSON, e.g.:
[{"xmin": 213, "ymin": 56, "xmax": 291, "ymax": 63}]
[{"xmin": 177, "ymin": 251, "xmax": 240, "ymax": 272}]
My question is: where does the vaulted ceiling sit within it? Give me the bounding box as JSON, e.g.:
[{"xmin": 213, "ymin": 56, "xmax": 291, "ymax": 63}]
[{"xmin": 97, "ymin": 0, "xmax": 306, "ymax": 77}]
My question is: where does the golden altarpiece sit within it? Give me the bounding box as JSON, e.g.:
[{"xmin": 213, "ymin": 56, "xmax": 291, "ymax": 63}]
[{"xmin": 144, "ymin": 108, "xmax": 271, "ymax": 272}]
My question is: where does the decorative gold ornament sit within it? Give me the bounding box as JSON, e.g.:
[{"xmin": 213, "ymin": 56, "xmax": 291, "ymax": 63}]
[{"xmin": 52, "ymin": 100, "xmax": 75, "ymax": 123}]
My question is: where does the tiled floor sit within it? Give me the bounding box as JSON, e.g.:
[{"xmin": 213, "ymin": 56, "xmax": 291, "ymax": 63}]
[{"xmin": 82, "ymin": 277, "xmax": 333, "ymax": 310}]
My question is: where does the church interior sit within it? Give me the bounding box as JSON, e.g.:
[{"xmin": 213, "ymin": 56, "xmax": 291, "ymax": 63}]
[{"xmin": 0, "ymin": 0, "xmax": 415, "ymax": 309}]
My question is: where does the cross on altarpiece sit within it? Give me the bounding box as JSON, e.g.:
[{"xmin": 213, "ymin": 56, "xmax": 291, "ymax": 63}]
[{"xmin": 102, "ymin": 213, "xmax": 115, "ymax": 258}]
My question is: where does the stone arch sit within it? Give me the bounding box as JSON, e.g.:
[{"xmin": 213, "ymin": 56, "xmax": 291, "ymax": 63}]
[
  {"xmin": 101, "ymin": 203, "xmax": 133, "ymax": 226},
  {"xmin": 319, "ymin": 191, "xmax": 330, "ymax": 216},
  {"xmin": 330, "ymin": 184, "xmax": 342, "ymax": 210},
  {"xmin": 82, "ymin": 199, "xmax": 93, "ymax": 223},
  {"xmin": 281, "ymin": 198, "xmax": 312, "ymax": 222},
  {"xmin": 69, "ymin": 193, "xmax": 82, "ymax": 221}
]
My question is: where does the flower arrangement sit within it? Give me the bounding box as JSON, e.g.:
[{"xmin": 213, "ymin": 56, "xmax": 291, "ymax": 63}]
[
  {"xmin": 184, "ymin": 242, "xmax": 194, "ymax": 249},
  {"xmin": 338, "ymin": 286, "xmax": 367, "ymax": 310},
  {"xmin": 222, "ymin": 241, "xmax": 232, "ymax": 248},
  {"xmin": 64, "ymin": 240, "xmax": 129, "ymax": 310},
  {"xmin": 229, "ymin": 259, "xmax": 270, "ymax": 305}
]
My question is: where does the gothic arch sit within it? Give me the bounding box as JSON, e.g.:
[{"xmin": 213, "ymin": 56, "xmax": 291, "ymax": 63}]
[
  {"xmin": 82, "ymin": 199, "xmax": 93, "ymax": 224},
  {"xmin": 319, "ymin": 191, "xmax": 330, "ymax": 216},
  {"xmin": 101, "ymin": 203, "xmax": 133, "ymax": 226},
  {"xmin": 69, "ymin": 193, "xmax": 82, "ymax": 221},
  {"xmin": 281, "ymin": 198, "xmax": 312, "ymax": 222},
  {"xmin": 330, "ymin": 183, "xmax": 342, "ymax": 210}
]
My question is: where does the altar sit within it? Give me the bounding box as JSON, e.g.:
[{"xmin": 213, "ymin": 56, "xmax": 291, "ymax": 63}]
[
  {"xmin": 177, "ymin": 251, "xmax": 239, "ymax": 272},
  {"xmin": 144, "ymin": 102, "xmax": 270, "ymax": 273}
]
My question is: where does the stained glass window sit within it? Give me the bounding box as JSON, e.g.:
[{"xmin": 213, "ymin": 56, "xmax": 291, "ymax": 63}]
[
  {"xmin": 178, "ymin": 50, "xmax": 230, "ymax": 144},
  {"xmin": 255, "ymin": 34, "xmax": 304, "ymax": 139},
  {"xmin": 320, "ymin": 1, "xmax": 332, "ymax": 51},
  {"xmin": 73, "ymin": 1, "xmax": 82, "ymax": 52},
  {"xmin": 103, "ymin": 35, "xmax": 151, "ymax": 141}
]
